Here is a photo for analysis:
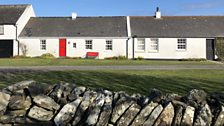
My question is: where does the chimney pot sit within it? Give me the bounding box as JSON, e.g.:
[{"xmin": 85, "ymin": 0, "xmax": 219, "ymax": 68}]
[{"xmin": 155, "ymin": 7, "xmax": 161, "ymax": 19}]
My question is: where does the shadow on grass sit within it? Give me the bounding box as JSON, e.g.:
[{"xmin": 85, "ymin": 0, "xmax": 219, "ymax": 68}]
[{"xmin": 0, "ymin": 70, "xmax": 223, "ymax": 95}]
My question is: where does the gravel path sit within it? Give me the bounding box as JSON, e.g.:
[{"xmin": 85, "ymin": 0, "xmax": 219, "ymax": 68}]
[{"xmin": 0, "ymin": 65, "xmax": 223, "ymax": 72}]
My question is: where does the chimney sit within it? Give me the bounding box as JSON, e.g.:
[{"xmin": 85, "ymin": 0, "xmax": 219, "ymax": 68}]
[
  {"xmin": 155, "ymin": 7, "xmax": 161, "ymax": 19},
  {"xmin": 72, "ymin": 12, "xmax": 77, "ymax": 20}
]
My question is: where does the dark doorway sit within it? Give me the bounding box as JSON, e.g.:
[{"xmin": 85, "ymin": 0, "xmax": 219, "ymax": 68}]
[
  {"xmin": 0, "ymin": 40, "xmax": 13, "ymax": 58},
  {"xmin": 206, "ymin": 39, "xmax": 215, "ymax": 60}
]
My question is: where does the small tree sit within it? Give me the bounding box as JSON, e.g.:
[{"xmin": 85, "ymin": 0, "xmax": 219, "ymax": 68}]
[{"xmin": 19, "ymin": 43, "xmax": 28, "ymax": 56}]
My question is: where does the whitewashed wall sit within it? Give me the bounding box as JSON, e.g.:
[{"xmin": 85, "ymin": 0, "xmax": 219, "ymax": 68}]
[
  {"xmin": 133, "ymin": 38, "xmax": 207, "ymax": 59},
  {"xmin": 19, "ymin": 38, "xmax": 127, "ymax": 59},
  {"xmin": 0, "ymin": 25, "xmax": 16, "ymax": 39}
]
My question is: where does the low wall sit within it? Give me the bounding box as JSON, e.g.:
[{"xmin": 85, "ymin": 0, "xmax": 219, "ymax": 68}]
[{"xmin": 0, "ymin": 81, "xmax": 223, "ymax": 126}]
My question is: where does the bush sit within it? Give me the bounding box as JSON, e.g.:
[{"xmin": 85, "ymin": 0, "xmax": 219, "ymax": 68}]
[
  {"xmin": 40, "ymin": 53, "xmax": 55, "ymax": 59},
  {"xmin": 104, "ymin": 56, "xmax": 127, "ymax": 60}
]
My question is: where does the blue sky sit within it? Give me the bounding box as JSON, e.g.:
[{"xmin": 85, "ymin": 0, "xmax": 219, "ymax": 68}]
[{"xmin": 1, "ymin": 0, "xmax": 224, "ymax": 16}]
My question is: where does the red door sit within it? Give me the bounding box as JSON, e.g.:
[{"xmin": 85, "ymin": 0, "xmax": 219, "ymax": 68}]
[{"xmin": 59, "ymin": 39, "xmax": 66, "ymax": 57}]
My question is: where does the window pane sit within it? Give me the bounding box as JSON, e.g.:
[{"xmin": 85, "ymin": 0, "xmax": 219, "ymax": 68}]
[
  {"xmin": 177, "ymin": 39, "xmax": 186, "ymax": 50},
  {"xmin": 106, "ymin": 40, "xmax": 112, "ymax": 50},
  {"xmin": 85, "ymin": 40, "xmax": 92, "ymax": 49},
  {"xmin": 149, "ymin": 38, "xmax": 159, "ymax": 51},
  {"xmin": 40, "ymin": 40, "xmax": 46, "ymax": 50},
  {"xmin": 137, "ymin": 39, "xmax": 145, "ymax": 51}
]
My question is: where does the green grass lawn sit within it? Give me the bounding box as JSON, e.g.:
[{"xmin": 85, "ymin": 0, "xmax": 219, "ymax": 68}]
[
  {"xmin": 0, "ymin": 70, "xmax": 223, "ymax": 95},
  {"xmin": 0, "ymin": 58, "xmax": 215, "ymax": 66}
]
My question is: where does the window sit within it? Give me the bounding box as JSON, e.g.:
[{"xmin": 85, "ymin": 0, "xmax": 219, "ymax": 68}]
[
  {"xmin": 0, "ymin": 25, "xmax": 4, "ymax": 35},
  {"xmin": 85, "ymin": 40, "xmax": 92, "ymax": 49},
  {"xmin": 40, "ymin": 40, "xmax": 46, "ymax": 50},
  {"xmin": 137, "ymin": 38, "xmax": 145, "ymax": 51},
  {"xmin": 149, "ymin": 38, "xmax": 159, "ymax": 52},
  {"xmin": 177, "ymin": 39, "xmax": 187, "ymax": 50},
  {"xmin": 105, "ymin": 40, "xmax": 112, "ymax": 50},
  {"xmin": 73, "ymin": 43, "xmax": 76, "ymax": 48}
]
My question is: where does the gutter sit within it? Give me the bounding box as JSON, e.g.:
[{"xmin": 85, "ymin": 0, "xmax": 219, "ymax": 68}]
[
  {"xmin": 14, "ymin": 24, "xmax": 19, "ymax": 55},
  {"xmin": 132, "ymin": 35, "xmax": 137, "ymax": 59}
]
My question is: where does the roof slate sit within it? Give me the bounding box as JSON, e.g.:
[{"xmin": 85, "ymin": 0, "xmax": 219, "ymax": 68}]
[
  {"xmin": 0, "ymin": 5, "xmax": 28, "ymax": 25},
  {"xmin": 19, "ymin": 17, "xmax": 128, "ymax": 37},
  {"xmin": 130, "ymin": 16, "xmax": 224, "ymax": 38}
]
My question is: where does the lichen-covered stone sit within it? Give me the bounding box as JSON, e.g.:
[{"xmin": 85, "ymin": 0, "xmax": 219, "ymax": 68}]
[
  {"xmin": 214, "ymin": 106, "xmax": 224, "ymax": 126},
  {"xmin": 154, "ymin": 102, "xmax": 175, "ymax": 126},
  {"xmin": 131, "ymin": 102, "xmax": 158, "ymax": 126},
  {"xmin": 6, "ymin": 80, "xmax": 35, "ymax": 92},
  {"xmin": 28, "ymin": 106, "xmax": 54, "ymax": 121},
  {"xmin": 54, "ymin": 98, "xmax": 81, "ymax": 126},
  {"xmin": 110, "ymin": 94, "xmax": 133, "ymax": 124},
  {"xmin": 194, "ymin": 104, "xmax": 212, "ymax": 126},
  {"xmin": 181, "ymin": 106, "xmax": 195, "ymax": 126},
  {"xmin": 8, "ymin": 94, "xmax": 31, "ymax": 110},
  {"xmin": 85, "ymin": 93, "xmax": 105, "ymax": 125},
  {"xmin": 0, "ymin": 91, "xmax": 11, "ymax": 115},
  {"xmin": 49, "ymin": 84, "xmax": 64, "ymax": 101},
  {"xmin": 72, "ymin": 90, "xmax": 97, "ymax": 126},
  {"xmin": 97, "ymin": 90, "xmax": 113, "ymax": 126},
  {"xmin": 33, "ymin": 95, "xmax": 60, "ymax": 111},
  {"xmin": 172, "ymin": 105, "xmax": 183, "ymax": 126},
  {"xmin": 117, "ymin": 103, "xmax": 141, "ymax": 126},
  {"xmin": 143, "ymin": 104, "xmax": 163, "ymax": 126}
]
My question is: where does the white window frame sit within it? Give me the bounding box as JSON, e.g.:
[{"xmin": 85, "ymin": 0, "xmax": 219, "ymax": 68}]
[
  {"xmin": 136, "ymin": 38, "xmax": 145, "ymax": 52},
  {"xmin": 85, "ymin": 40, "xmax": 92, "ymax": 49},
  {"xmin": 177, "ymin": 38, "xmax": 187, "ymax": 51},
  {"xmin": 0, "ymin": 25, "xmax": 4, "ymax": 35},
  {"xmin": 149, "ymin": 38, "xmax": 159, "ymax": 52},
  {"xmin": 73, "ymin": 43, "xmax": 76, "ymax": 48},
  {"xmin": 105, "ymin": 40, "xmax": 113, "ymax": 50},
  {"xmin": 40, "ymin": 40, "xmax": 46, "ymax": 50}
]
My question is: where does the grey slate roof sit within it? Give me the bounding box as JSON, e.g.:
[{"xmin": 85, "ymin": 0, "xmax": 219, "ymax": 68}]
[
  {"xmin": 130, "ymin": 16, "xmax": 224, "ymax": 38},
  {"xmin": 0, "ymin": 5, "xmax": 28, "ymax": 25},
  {"xmin": 19, "ymin": 17, "xmax": 127, "ymax": 37}
]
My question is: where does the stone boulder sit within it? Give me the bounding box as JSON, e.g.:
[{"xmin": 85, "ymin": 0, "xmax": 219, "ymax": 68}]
[
  {"xmin": 143, "ymin": 104, "xmax": 163, "ymax": 126},
  {"xmin": 6, "ymin": 80, "xmax": 35, "ymax": 93},
  {"xmin": 148, "ymin": 88, "xmax": 164, "ymax": 103},
  {"xmin": 28, "ymin": 106, "xmax": 54, "ymax": 121},
  {"xmin": 181, "ymin": 106, "xmax": 195, "ymax": 126},
  {"xmin": 154, "ymin": 102, "xmax": 175, "ymax": 125},
  {"xmin": 131, "ymin": 102, "xmax": 158, "ymax": 126},
  {"xmin": 54, "ymin": 98, "xmax": 81, "ymax": 126},
  {"xmin": 33, "ymin": 95, "xmax": 60, "ymax": 111},
  {"xmin": 184, "ymin": 89, "xmax": 207, "ymax": 108},
  {"xmin": 8, "ymin": 94, "xmax": 31, "ymax": 110},
  {"xmin": 214, "ymin": 106, "xmax": 224, "ymax": 126},
  {"xmin": 194, "ymin": 104, "xmax": 212, "ymax": 126},
  {"xmin": 0, "ymin": 91, "xmax": 11, "ymax": 115}
]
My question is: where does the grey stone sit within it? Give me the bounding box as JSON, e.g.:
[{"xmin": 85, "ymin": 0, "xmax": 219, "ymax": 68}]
[
  {"xmin": 97, "ymin": 90, "xmax": 113, "ymax": 126},
  {"xmin": 185, "ymin": 89, "xmax": 207, "ymax": 108},
  {"xmin": 54, "ymin": 98, "xmax": 81, "ymax": 126},
  {"xmin": 0, "ymin": 123, "xmax": 11, "ymax": 126},
  {"xmin": 194, "ymin": 104, "xmax": 212, "ymax": 126},
  {"xmin": 72, "ymin": 90, "xmax": 97, "ymax": 126},
  {"xmin": 117, "ymin": 103, "xmax": 141, "ymax": 126},
  {"xmin": 49, "ymin": 84, "xmax": 64, "ymax": 101},
  {"xmin": 0, "ymin": 91, "xmax": 11, "ymax": 115},
  {"xmin": 67, "ymin": 86, "xmax": 85, "ymax": 101},
  {"xmin": 214, "ymin": 106, "xmax": 224, "ymax": 126},
  {"xmin": 28, "ymin": 82, "xmax": 54, "ymax": 97},
  {"xmin": 110, "ymin": 95, "xmax": 133, "ymax": 124},
  {"xmin": 28, "ymin": 106, "xmax": 54, "ymax": 121},
  {"xmin": 181, "ymin": 106, "xmax": 195, "ymax": 126},
  {"xmin": 131, "ymin": 102, "xmax": 158, "ymax": 126},
  {"xmin": 172, "ymin": 105, "xmax": 183, "ymax": 126},
  {"xmin": 154, "ymin": 102, "xmax": 175, "ymax": 126},
  {"xmin": 85, "ymin": 93, "xmax": 105, "ymax": 125},
  {"xmin": 33, "ymin": 95, "xmax": 60, "ymax": 111},
  {"xmin": 143, "ymin": 104, "xmax": 163, "ymax": 126},
  {"xmin": 8, "ymin": 94, "xmax": 31, "ymax": 110},
  {"xmin": 6, "ymin": 80, "xmax": 35, "ymax": 92},
  {"xmin": 5, "ymin": 109, "xmax": 27, "ymax": 117},
  {"xmin": 148, "ymin": 88, "xmax": 164, "ymax": 102}
]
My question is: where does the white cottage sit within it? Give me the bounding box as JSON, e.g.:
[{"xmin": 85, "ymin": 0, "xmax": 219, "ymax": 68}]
[
  {"xmin": 19, "ymin": 16, "xmax": 129, "ymax": 59},
  {"xmin": 128, "ymin": 9, "xmax": 224, "ymax": 60},
  {"xmin": 0, "ymin": 4, "xmax": 35, "ymax": 58}
]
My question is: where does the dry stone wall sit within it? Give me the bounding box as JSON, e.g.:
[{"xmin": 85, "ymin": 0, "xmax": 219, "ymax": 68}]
[{"xmin": 0, "ymin": 80, "xmax": 224, "ymax": 126}]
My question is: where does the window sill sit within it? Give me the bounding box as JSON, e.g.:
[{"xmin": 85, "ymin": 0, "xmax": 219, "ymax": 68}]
[
  {"xmin": 135, "ymin": 50, "xmax": 145, "ymax": 53},
  {"xmin": 148, "ymin": 51, "xmax": 159, "ymax": 53},
  {"xmin": 176, "ymin": 49, "xmax": 187, "ymax": 52}
]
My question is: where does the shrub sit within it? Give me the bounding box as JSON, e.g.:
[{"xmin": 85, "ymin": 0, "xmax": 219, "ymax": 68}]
[
  {"xmin": 40, "ymin": 53, "xmax": 55, "ymax": 59},
  {"xmin": 136, "ymin": 56, "xmax": 144, "ymax": 60},
  {"xmin": 104, "ymin": 56, "xmax": 127, "ymax": 60}
]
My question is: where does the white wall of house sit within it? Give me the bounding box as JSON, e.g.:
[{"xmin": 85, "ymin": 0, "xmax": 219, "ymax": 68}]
[
  {"xmin": 0, "ymin": 25, "xmax": 16, "ymax": 39},
  {"xmin": 133, "ymin": 38, "xmax": 207, "ymax": 59},
  {"xmin": 19, "ymin": 38, "xmax": 127, "ymax": 59},
  {"xmin": 16, "ymin": 5, "xmax": 36, "ymax": 34}
]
